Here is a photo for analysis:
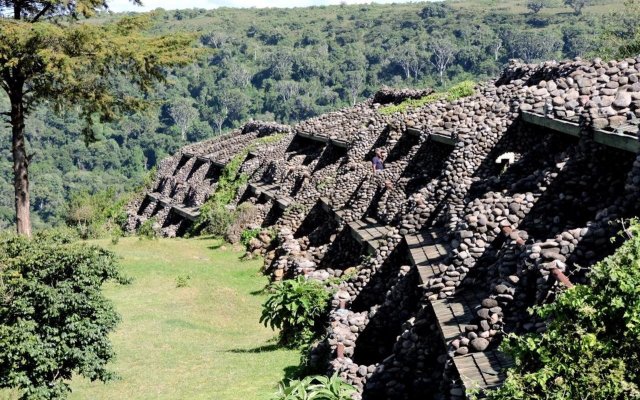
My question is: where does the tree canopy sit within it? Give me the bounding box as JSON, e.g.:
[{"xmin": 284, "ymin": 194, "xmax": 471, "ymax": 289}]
[
  {"xmin": 1, "ymin": 0, "xmax": 194, "ymax": 236},
  {"xmin": 0, "ymin": 232, "xmax": 129, "ymax": 399},
  {"xmin": 0, "ymin": 0, "xmax": 627, "ymax": 232}
]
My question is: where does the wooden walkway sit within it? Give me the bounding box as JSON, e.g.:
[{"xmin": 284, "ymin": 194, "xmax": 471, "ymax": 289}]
[
  {"xmin": 404, "ymin": 228, "xmax": 512, "ymax": 394},
  {"xmin": 406, "ymin": 229, "xmax": 450, "ymax": 285}
]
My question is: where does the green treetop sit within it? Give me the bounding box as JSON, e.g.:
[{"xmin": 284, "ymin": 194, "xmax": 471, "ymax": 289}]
[{"xmin": 0, "ymin": 0, "xmax": 195, "ymax": 236}]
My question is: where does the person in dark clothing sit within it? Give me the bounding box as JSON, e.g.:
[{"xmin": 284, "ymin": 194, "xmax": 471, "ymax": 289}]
[{"xmin": 372, "ymin": 149, "xmax": 385, "ymax": 173}]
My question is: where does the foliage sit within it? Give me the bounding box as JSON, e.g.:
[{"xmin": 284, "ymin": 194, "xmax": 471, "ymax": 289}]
[
  {"xmin": 175, "ymin": 274, "xmax": 191, "ymax": 288},
  {"xmin": 0, "ymin": 3, "xmax": 197, "ymax": 235},
  {"xmin": 137, "ymin": 217, "xmax": 158, "ymax": 240},
  {"xmin": 0, "ymin": 1, "xmax": 621, "ymax": 229},
  {"xmin": 66, "ymin": 188, "xmax": 129, "ymax": 239},
  {"xmin": 272, "ymin": 373, "xmax": 357, "ymax": 400},
  {"xmin": 565, "ymin": 0, "xmax": 591, "ymax": 15},
  {"xmin": 0, "ymin": 233, "xmax": 129, "ymax": 399},
  {"xmin": 194, "ymin": 152, "xmax": 249, "ymax": 236},
  {"xmin": 379, "ymin": 81, "xmax": 475, "ymax": 115},
  {"xmin": 526, "ymin": 0, "xmax": 550, "ymax": 14},
  {"xmin": 260, "ymin": 276, "xmax": 332, "ymax": 348},
  {"xmin": 240, "ymin": 227, "xmax": 262, "ymax": 248},
  {"xmin": 484, "ymin": 220, "xmax": 640, "ymax": 400},
  {"xmin": 599, "ymin": 0, "xmax": 640, "ymax": 59},
  {"xmin": 248, "ymin": 133, "xmax": 288, "ymax": 150}
]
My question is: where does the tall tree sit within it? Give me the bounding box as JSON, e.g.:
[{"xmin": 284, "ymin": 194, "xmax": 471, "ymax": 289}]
[
  {"xmin": 169, "ymin": 99, "xmax": 198, "ymax": 141},
  {"xmin": 429, "ymin": 37, "xmax": 457, "ymax": 86},
  {"xmin": 0, "ymin": 0, "xmax": 193, "ymax": 236}
]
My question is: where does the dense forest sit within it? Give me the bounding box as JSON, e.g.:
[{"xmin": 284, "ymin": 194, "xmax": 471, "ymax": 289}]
[{"xmin": 0, "ymin": 0, "xmax": 631, "ymax": 229}]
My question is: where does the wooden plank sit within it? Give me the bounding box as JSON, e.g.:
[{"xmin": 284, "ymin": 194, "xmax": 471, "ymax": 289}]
[
  {"xmin": 430, "ymin": 132, "xmax": 457, "ymax": 146},
  {"xmin": 211, "ymin": 159, "xmax": 226, "ymax": 168},
  {"xmin": 172, "ymin": 205, "xmax": 200, "ymax": 221},
  {"xmin": 593, "ymin": 129, "xmax": 640, "ymax": 153},
  {"xmin": 406, "ymin": 127, "xmax": 422, "ymax": 137},
  {"xmin": 297, "ymin": 131, "xmax": 330, "ymax": 144},
  {"xmin": 330, "ymin": 139, "xmax": 349, "ymax": 148},
  {"xmin": 521, "ymin": 111, "xmax": 581, "ymax": 137}
]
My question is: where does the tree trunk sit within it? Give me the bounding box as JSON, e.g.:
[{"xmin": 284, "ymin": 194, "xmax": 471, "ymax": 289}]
[{"xmin": 10, "ymin": 90, "xmax": 32, "ymax": 237}]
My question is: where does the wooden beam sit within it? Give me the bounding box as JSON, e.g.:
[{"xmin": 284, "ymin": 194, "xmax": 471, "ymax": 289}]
[
  {"xmin": 521, "ymin": 111, "xmax": 581, "ymax": 137},
  {"xmin": 430, "ymin": 131, "xmax": 457, "ymax": 146},
  {"xmin": 406, "ymin": 127, "xmax": 422, "ymax": 137},
  {"xmin": 296, "ymin": 131, "xmax": 330, "ymax": 144},
  {"xmin": 522, "ymin": 111, "xmax": 639, "ymax": 153},
  {"xmin": 593, "ymin": 129, "xmax": 640, "ymax": 153},
  {"xmin": 330, "ymin": 139, "xmax": 349, "ymax": 148},
  {"xmin": 172, "ymin": 205, "xmax": 200, "ymax": 221}
]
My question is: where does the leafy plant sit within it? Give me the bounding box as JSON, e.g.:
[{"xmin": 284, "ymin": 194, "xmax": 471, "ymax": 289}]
[
  {"xmin": 260, "ymin": 276, "xmax": 331, "ymax": 348},
  {"xmin": 240, "ymin": 227, "xmax": 262, "ymax": 248},
  {"xmin": 194, "ymin": 152, "xmax": 248, "ymax": 236},
  {"xmin": 0, "ymin": 233, "xmax": 129, "ymax": 399},
  {"xmin": 138, "ymin": 217, "xmax": 159, "ymax": 240},
  {"xmin": 272, "ymin": 373, "xmax": 357, "ymax": 400},
  {"xmin": 66, "ymin": 188, "xmax": 130, "ymax": 239},
  {"xmin": 484, "ymin": 219, "xmax": 640, "ymax": 400}
]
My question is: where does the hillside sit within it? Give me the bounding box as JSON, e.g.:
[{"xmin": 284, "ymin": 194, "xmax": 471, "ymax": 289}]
[
  {"xmin": 128, "ymin": 55, "xmax": 640, "ymax": 398},
  {"xmin": 0, "ymin": 0, "xmax": 627, "ymax": 230}
]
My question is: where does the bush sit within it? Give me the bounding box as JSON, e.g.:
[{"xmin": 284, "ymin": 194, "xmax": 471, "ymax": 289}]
[
  {"xmin": 240, "ymin": 227, "xmax": 261, "ymax": 248},
  {"xmin": 0, "ymin": 234, "xmax": 129, "ymax": 399},
  {"xmin": 193, "ymin": 153, "xmax": 248, "ymax": 237},
  {"xmin": 272, "ymin": 373, "xmax": 357, "ymax": 400},
  {"xmin": 66, "ymin": 188, "xmax": 129, "ymax": 239},
  {"xmin": 225, "ymin": 202, "xmax": 260, "ymax": 244},
  {"xmin": 138, "ymin": 217, "xmax": 159, "ymax": 239},
  {"xmin": 260, "ymin": 276, "xmax": 331, "ymax": 348},
  {"xmin": 175, "ymin": 274, "xmax": 191, "ymax": 288},
  {"xmin": 484, "ymin": 220, "xmax": 640, "ymax": 400}
]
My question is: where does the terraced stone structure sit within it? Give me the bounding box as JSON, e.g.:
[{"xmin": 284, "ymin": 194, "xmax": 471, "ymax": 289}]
[{"xmin": 127, "ymin": 57, "xmax": 640, "ymax": 399}]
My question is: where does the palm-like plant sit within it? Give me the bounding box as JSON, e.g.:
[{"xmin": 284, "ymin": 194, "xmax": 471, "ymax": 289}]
[{"xmin": 273, "ymin": 374, "xmax": 357, "ymax": 400}]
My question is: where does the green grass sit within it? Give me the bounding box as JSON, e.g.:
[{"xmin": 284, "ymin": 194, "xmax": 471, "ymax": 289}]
[
  {"xmin": 1, "ymin": 237, "xmax": 299, "ymax": 400},
  {"xmin": 379, "ymin": 80, "xmax": 476, "ymax": 115}
]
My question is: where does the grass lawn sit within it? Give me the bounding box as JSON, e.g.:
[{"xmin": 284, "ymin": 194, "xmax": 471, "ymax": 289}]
[{"xmin": 1, "ymin": 236, "xmax": 299, "ymax": 400}]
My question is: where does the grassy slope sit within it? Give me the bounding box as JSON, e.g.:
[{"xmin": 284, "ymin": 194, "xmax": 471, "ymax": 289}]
[{"xmin": 63, "ymin": 237, "xmax": 298, "ymax": 400}]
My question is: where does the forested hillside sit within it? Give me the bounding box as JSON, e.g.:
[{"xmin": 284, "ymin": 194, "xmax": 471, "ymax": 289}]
[{"xmin": 0, "ymin": 0, "xmax": 628, "ymax": 229}]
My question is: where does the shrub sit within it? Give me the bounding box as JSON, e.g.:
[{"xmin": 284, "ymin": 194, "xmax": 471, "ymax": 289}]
[
  {"xmin": 0, "ymin": 234, "xmax": 129, "ymax": 399},
  {"xmin": 193, "ymin": 153, "xmax": 248, "ymax": 236},
  {"xmin": 225, "ymin": 202, "xmax": 260, "ymax": 244},
  {"xmin": 66, "ymin": 188, "xmax": 130, "ymax": 239},
  {"xmin": 138, "ymin": 217, "xmax": 159, "ymax": 239},
  {"xmin": 272, "ymin": 373, "xmax": 357, "ymax": 400},
  {"xmin": 194, "ymin": 134, "xmax": 287, "ymax": 237},
  {"xmin": 240, "ymin": 227, "xmax": 261, "ymax": 248},
  {"xmin": 484, "ymin": 220, "xmax": 640, "ymax": 400},
  {"xmin": 260, "ymin": 276, "xmax": 331, "ymax": 348}
]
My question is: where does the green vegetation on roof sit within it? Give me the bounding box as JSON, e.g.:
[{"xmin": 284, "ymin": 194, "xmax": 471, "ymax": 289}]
[{"xmin": 379, "ymin": 81, "xmax": 476, "ymax": 116}]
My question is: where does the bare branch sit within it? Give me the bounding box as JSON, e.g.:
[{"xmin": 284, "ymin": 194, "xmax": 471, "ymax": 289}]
[{"xmin": 31, "ymin": 2, "xmax": 52, "ymax": 23}]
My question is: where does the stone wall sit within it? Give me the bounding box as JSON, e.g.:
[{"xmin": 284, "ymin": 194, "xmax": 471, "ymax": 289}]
[{"xmin": 127, "ymin": 58, "xmax": 640, "ymax": 399}]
